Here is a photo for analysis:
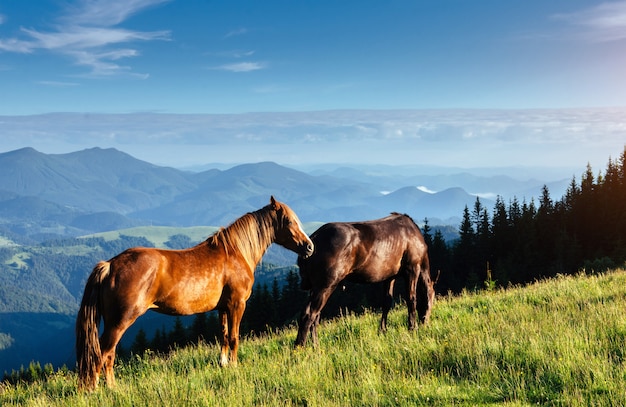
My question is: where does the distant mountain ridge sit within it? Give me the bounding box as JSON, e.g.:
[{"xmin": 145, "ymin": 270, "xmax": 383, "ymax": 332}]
[{"xmin": 0, "ymin": 147, "xmax": 568, "ymax": 242}]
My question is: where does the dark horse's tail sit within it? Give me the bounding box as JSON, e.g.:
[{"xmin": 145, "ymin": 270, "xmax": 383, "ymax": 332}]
[{"xmin": 76, "ymin": 261, "xmax": 109, "ymax": 390}]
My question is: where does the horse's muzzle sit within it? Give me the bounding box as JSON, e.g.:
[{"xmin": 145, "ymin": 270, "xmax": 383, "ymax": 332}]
[{"xmin": 302, "ymin": 242, "xmax": 314, "ymax": 258}]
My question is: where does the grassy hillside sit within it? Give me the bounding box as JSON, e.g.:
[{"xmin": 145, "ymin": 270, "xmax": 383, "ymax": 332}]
[
  {"xmin": 83, "ymin": 226, "xmax": 220, "ymax": 247},
  {"xmin": 2, "ymin": 269, "xmax": 626, "ymax": 406}
]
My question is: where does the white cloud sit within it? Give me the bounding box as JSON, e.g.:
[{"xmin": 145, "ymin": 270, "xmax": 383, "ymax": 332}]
[
  {"xmin": 0, "ymin": 36, "xmax": 34, "ymax": 53},
  {"xmin": 208, "ymin": 50, "xmax": 255, "ymax": 58},
  {"xmin": 0, "ymin": 14, "xmax": 6, "ymax": 25},
  {"xmin": 554, "ymin": 1, "xmax": 626, "ymax": 42},
  {"xmin": 224, "ymin": 28, "xmax": 248, "ymax": 39},
  {"xmin": 214, "ymin": 62, "xmax": 266, "ymax": 72},
  {"xmin": 62, "ymin": 0, "xmax": 171, "ymax": 26},
  {"xmin": 37, "ymin": 81, "xmax": 79, "ymax": 87},
  {"xmin": 0, "ymin": 0, "xmax": 171, "ymax": 77}
]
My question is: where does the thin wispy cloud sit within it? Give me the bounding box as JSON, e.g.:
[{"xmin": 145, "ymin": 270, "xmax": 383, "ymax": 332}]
[
  {"xmin": 0, "ymin": 0, "xmax": 171, "ymax": 77},
  {"xmin": 554, "ymin": 1, "xmax": 626, "ymax": 42},
  {"xmin": 206, "ymin": 50, "xmax": 255, "ymax": 58},
  {"xmin": 61, "ymin": 0, "xmax": 171, "ymax": 26},
  {"xmin": 214, "ymin": 62, "xmax": 267, "ymax": 72},
  {"xmin": 37, "ymin": 80, "xmax": 80, "ymax": 87},
  {"xmin": 224, "ymin": 28, "xmax": 248, "ymax": 39},
  {"xmin": 253, "ymin": 84, "xmax": 288, "ymax": 94}
]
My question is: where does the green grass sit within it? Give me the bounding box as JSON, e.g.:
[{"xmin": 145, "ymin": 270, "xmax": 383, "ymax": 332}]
[{"xmin": 3, "ymin": 269, "xmax": 626, "ymax": 406}]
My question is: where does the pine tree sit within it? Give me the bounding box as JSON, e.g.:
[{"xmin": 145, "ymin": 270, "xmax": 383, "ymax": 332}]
[
  {"xmin": 150, "ymin": 327, "xmax": 166, "ymax": 353},
  {"xmin": 168, "ymin": 317, "xmax": 188, "ymax": 349},
  {"xmin": 279, "ymin": 270, "xmax": 306, "ymax": 324},
  {"xmin": 453, "ymin": 205, "xmax": 476, "ymax": 289},
  {"xmin": 190, "ymin": 313, "xmax": 209, "ymax": 344},
  {"xmin": 430, "ymin": 229, "xmax": 451, "ymax": 291},
  {"xmin": 422, "ymin": 217, "xmax": 433, "ymax": 249},
  {"xmin": 491, "ymin": 196, "xmax": 510, "ymax": 284},
  {"xmin": 131, "ymin": 328, "xmax": 149, "ymax": 355}
]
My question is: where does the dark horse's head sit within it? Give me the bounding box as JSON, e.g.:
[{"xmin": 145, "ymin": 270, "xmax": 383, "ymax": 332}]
[
  {"xmin": 269, "ymin": 196, "xmax": 314, "ymax": 258},
  {"xmin": 417, "ymin": 269, "xmax": 439, "ymax": 324}
]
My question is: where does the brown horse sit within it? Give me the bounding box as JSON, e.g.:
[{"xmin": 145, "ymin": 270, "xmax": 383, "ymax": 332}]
[
  {"xmin": 76, "ymin": 196, "xmax": 313, "ymax": 390},
  {"xmin": 295, "ymin": 213, "xmax": 435, "ymax": 347}
]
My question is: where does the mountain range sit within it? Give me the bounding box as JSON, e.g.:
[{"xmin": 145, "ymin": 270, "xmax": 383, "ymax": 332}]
[
  {"xmin": 0, "ymin": 146, "xmax": 574, "ymax": 375},
  {"xmin": 0, "ymin": 147, "xmax": 571, "ymax": 243}
]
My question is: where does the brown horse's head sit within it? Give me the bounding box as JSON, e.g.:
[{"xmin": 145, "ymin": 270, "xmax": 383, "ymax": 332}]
[
  {"xmin": 269, "ymin": 196, "xmax": 314, "ymax": 258},
  {"xmin": 417, "ymin": 269, "xmax": 439, "ymax": 324}
]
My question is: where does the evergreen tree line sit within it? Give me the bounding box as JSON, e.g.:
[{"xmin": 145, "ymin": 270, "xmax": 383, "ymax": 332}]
[
  {"xmin": 427, "ymin": 147, "xmax": 626, "ymax": 293},
  {"xmin": 127, "ymin": 148, "xmax": 626, "ymax": 357}
]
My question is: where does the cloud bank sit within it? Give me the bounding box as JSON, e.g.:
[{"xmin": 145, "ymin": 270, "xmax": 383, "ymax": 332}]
[{"xmin": 0, "ymin": 109, "xmax": 623, "ymax": 175}]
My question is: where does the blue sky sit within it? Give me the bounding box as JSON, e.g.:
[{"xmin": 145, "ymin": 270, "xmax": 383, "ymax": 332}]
[
  {"xmin": 0, "ymin": 1, "xmax": 625, "ymax": 173},
  {"xmin": 2, "ymin": 0, "xmax": 626, "ymax": 113}
]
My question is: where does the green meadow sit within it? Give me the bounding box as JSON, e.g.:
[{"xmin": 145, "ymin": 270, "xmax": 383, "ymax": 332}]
[{"xmin": 2, "ymin": 269, "xmax": 626, "ymax": 406}]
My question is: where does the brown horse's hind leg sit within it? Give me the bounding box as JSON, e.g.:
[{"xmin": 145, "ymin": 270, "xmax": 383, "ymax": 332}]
[
  {"xmin": 99, "ymin": 319, "xmax": 137, "ymax": 387},
  {"xmin": 380, "ymin": 279, "xmax": 396, "ymax": 333}
]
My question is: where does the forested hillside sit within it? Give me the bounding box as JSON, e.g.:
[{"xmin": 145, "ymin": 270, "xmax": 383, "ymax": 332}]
[{"xmin": 427, "ymin": 147, "xmax": 626, "ymax": 293}]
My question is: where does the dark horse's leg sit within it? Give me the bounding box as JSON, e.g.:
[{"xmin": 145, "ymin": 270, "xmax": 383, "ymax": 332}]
[
  {"xmin": 405, "ymin": 266, "xmax": 418, "ymax": 331},
  {"xmin": 295, "ymin": 286, "xmax": 335, "ymax": 347},
  {"xmin": 379, "ymin": 278, "xmax": 396, "ymax": 333}
]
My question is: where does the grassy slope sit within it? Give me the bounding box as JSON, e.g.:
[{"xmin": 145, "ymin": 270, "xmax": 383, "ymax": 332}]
[
  {"xmin": 82, "ymin": 226, "xmax": 220, "ymax": 247},
  {"xmin": 2, "ymin": 269, "xmax": 626, "ymax": 406}
]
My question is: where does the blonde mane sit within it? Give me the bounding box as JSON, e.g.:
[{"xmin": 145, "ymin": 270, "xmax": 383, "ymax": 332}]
[{"xmin": 209, "ymin": 205, "xmax": 275, "ymax": 271}]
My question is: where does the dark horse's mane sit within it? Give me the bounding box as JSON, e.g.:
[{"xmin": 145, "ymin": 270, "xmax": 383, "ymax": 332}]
[
  {"xmin": 391, "ymin": 212, "xmax": 422, "ymax": 232},
  {"xmin": 390, "ymin": 212, "xmax": 420, "ymax": 228},
  {"xmin": 207, "ymin": 206, "xmax": 274, "ymax": 269}
]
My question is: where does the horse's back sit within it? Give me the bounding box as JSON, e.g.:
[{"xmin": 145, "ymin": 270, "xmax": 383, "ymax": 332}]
[{"xmin": 299, "ymin": 214, "xmax": 426, "ymax": 287}]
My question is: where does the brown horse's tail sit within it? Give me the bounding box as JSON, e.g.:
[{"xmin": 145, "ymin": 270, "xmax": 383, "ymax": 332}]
[{"xmin": 76, "ymin": 261, "xmax": 109, "ymax": 390}]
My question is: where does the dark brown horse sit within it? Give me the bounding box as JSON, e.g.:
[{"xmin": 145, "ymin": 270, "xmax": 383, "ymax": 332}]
[
  {"xmin": 76, "ymin": 196, "xmax": 313, "ymax": 390},
  {"xmin": 295, "ymin": 213, "xmax": 435, "ymax": 347}
]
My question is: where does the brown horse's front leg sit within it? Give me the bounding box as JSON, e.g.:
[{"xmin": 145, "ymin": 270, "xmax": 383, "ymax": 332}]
[
  {"xmin": 227, "ymin": 299, "xmax": 246, "ymax": 366},
  {"xmin": 218, "ymin": 310, "xmax": 229, "ymax": 366}
]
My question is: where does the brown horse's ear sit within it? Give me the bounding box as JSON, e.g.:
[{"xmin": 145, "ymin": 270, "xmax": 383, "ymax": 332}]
[{"xmin": 270, "ymin": 196, "xmax": 279, "ymax": 210}]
